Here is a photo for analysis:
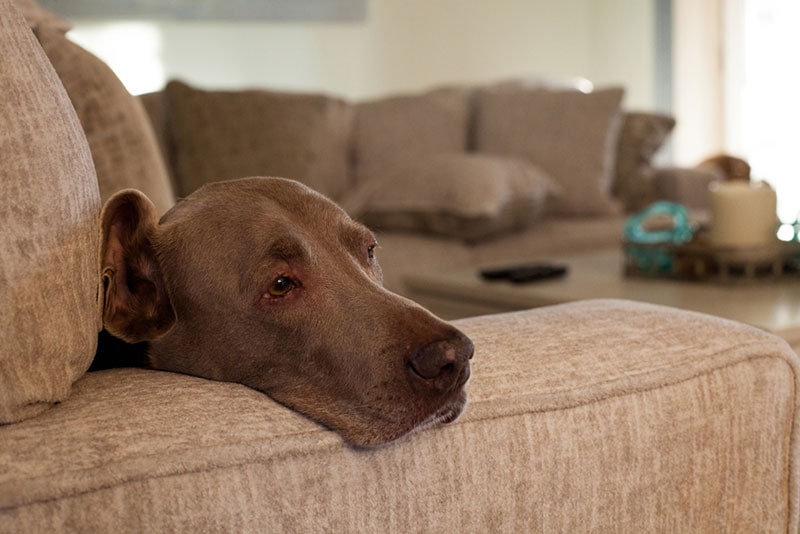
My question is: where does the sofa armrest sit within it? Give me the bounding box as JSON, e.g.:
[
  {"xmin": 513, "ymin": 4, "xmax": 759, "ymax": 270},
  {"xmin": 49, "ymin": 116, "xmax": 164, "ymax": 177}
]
[
  {"xmin": 457, "ymin": 300, "xmax": 799, "ymax": 531},
  {"xmin": 651, "ymin": 166, "xmax": 721, "ymax": 210},
  {"xmin": 1, "ymin": 300, "xmax": 797, "ymax": 532}
]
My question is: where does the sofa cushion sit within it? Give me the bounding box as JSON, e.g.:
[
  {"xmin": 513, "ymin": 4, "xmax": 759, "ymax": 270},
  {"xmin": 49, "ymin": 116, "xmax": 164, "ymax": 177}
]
[
  {"xmin": 474, "ymin": 86, "xmax": 625, "ymax": 216},
  {"xmin": 613, "ymin": 112, "xmax": 676, "ymax": 211},
  {"xmin": 35, "ymin": 26, "xmax": 175, "ymax": 215},
  {"xmin": 353, "ymin": 87, "xmax": 471, "ymax": 185},
  {"xmin": 0, "ymin": 0, "xmax": 100, "ymax": 423},
  {"xmin": 164, "ymin": 80, "xmax": 353, "ymax": 201},
  {"xmin": 345, "ymin": 154, "xmax": 557, "ymax": 243}
]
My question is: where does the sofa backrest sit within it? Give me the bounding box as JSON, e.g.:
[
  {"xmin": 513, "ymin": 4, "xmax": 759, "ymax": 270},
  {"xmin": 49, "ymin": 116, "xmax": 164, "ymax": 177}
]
[
  {"xmin": 141, "ymin": 80, "xmax": 675, "ymax": 216},
  {"xmin": 34, "ymin": 26, "xmax": 176, "ymax": 216},
  {"xmin": 0, "ymin": 0, "xmax": 100, "ymax": 423}
]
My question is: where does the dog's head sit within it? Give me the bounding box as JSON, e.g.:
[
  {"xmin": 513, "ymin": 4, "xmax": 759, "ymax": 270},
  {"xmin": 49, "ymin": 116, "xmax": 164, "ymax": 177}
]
[{"xmin": 99, "ymin": 177, "xmax": 473, "ymax": 447}]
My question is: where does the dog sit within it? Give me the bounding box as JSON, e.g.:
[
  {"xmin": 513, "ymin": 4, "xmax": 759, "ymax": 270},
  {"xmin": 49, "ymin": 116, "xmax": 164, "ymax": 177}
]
[{"xmin": 97, "ymin": 177, "xmax": 473, "ymax": 448}]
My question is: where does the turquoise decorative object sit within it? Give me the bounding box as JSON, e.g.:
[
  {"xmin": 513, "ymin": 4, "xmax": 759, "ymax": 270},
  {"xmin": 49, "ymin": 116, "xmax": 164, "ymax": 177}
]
[{"xmin": 624, "ymin": 201, "xmax": 693, "ymax": 273}]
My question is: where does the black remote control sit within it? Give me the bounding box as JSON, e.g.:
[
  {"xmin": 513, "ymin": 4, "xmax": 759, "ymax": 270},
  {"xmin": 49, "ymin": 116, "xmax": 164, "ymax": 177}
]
[{"xmin": 480, "ymin": 263, "xmax": 568, "ymax": 283}]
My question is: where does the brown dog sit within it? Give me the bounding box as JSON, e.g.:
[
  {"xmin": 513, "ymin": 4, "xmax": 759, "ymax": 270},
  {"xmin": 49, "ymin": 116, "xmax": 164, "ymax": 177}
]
[{"xmin": 99, "ymin": 177, "xmax": 473, "ymax": 447}]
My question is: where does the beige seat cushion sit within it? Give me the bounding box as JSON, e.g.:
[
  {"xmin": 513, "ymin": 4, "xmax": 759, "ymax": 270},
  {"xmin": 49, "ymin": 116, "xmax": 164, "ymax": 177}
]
[
  {"xmin": 474, "ymin": 86, "xmax": 625, "ymax": 216},
  {"xmin": 164, "ymin": 80, "xmax": 353, "ymax": 201},
  {"xmin": 0, "ymin": 0, "xmax": 100, "ymax": 423},
  {"xmin": 35, "ymin": 26, "xmax": 175, "ymax": 215}
]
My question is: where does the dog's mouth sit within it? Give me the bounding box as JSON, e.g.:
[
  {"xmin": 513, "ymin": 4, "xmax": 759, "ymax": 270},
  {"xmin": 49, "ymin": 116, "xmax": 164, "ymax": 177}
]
[
  {"xmin": 413, "ymin": 388, "xmax": 469, "ymax": 434},
  {"xmin": 338, "ymin": 385, "xmax": 469, "ymax": 449}
]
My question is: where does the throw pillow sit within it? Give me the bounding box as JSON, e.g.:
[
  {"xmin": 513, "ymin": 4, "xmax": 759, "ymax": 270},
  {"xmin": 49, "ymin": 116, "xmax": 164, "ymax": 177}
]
[
  {"xmin": 343, "ymin": 153, "xmax": 558, "ymax": 243},
  {"xmin": 353, "ymin": 87, "xmax": 472, "ymax": 185},
  {"xmin": 35, "ymin": 26, "xmax": 175, "ymax": 215},
  {"xmin": 613, "ymin": 112, "xmax": 676, "ymax": 212},
  {"xmin": 0, "ymin": 0, "xmax": 100, "ymax": 423},
  {"xmin": 164, "ymin": 80, "xmax": 354, "ymax": 201},
  {"xmin": 474, "ymin": 86, "xmax": 625, "ymax": 216}
]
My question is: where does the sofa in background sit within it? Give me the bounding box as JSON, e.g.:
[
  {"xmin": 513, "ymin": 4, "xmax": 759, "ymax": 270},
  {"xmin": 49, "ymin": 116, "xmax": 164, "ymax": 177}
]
[
  {"xmin": 139, "ymin": 77, "xmax": 718, "ymax": 296},
  {"xmin": 2, "ymin": 1, "xmax": 798, "ymax": 531}
]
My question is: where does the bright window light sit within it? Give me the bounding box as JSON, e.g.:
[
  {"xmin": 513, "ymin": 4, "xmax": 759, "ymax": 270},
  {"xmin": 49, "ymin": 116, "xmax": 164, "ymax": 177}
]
[
  {"xmin": 68, "ymin": 22, "xmax": 165, "ymax": 96},
  {"xmin": 777, "ymin": 223, "xmax": 796, "ymax": 242},
  {"xmin": 727, "ymin": 0, "xmax": 800, "ymax": 224}
]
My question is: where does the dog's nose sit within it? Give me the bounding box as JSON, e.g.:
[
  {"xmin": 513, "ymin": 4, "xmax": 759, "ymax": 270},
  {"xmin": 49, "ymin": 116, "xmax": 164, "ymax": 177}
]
[{"xmin": 408, "ymin": 332, "xmax": 474, "ymax": 394}]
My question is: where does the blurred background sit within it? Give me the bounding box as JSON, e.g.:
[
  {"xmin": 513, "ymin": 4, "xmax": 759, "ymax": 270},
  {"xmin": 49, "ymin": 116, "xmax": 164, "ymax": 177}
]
[{"xmin": 44, "ymin": 0, "xmax": 799, "ymax": 223}]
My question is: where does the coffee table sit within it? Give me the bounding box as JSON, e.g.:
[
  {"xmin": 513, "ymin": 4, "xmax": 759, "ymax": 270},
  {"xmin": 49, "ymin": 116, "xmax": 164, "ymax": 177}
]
[{"xmin": 405, "ymin": 249, "xmax": 800, "ymax": 351}]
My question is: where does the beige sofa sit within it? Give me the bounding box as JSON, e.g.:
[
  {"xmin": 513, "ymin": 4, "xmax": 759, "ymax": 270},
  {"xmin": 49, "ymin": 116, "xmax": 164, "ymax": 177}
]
[
  {"xmin": 139, "ymin": 75, "xmax": 716, "ymax": 297},
  {"xmin": 2, "ymin": 1, "xmax": 799, "ymax": 531}
]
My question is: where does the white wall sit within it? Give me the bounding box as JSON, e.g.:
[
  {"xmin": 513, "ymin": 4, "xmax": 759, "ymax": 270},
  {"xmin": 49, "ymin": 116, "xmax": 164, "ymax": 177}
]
[
  {"xmin": 671, "ymin": 0, "xmax": 725, "ymax": 166},
  {"xmin": 69, "ymin": 0, "xmax": 659, "ymax": 108},
  {"xmin": 587, "ymin": 0, "xmax": 657, "ymax": 111}
]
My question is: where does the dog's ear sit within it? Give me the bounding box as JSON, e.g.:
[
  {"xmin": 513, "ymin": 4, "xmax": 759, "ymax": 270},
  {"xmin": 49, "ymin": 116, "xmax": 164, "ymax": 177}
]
[{"xmin": 100, "ymin": 190, "xmax": 175, "ymax": 343}]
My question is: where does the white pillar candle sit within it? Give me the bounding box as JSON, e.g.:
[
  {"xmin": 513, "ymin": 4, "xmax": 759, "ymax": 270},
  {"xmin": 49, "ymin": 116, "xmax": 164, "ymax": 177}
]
[{"xmin": 709, "ymin": 181, "xmax": 777, "ymax": 247}]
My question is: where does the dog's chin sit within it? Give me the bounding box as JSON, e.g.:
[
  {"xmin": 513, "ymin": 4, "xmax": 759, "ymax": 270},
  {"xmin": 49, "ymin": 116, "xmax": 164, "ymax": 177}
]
[
  {"xmin": 343, "ymin": 388, "xmax": 469, "ymax": 449},
  {"xmin": 415, "ymin": 395, "xmax": 468, "ymax": 433}
]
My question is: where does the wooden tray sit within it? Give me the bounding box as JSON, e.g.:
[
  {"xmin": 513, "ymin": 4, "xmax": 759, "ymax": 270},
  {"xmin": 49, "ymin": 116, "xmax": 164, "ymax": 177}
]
[{"xmin": 624, "ymin": 237, "xmax": 800, "ymax": 282}]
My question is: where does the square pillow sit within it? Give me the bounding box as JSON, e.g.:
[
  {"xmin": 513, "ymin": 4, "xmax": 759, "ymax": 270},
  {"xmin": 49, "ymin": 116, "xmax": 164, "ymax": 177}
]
[
  {"xmin": 165, "ymin": 80, "xmax": 353, "ymax": 201},
  {"xmin": 474, "ymin": 86, "xmax": 625, "ymax": 216},
  {"xmin": 0, "ymin": 0, "xmax": 100, "ymax": 423},
  {"xmin": 35, "ymin": 26, "xmax": 175, "ymax": 215},
  {"xmin": 343, "ymin": 153, "xmax": 558, "ymax": 243},
  {"xmin": 613, "ymin": 111, "xmax": 676, "ymax": 212},
  {"xmin": 353, "ymin": 87, "xmax": 472, "ymax": 185}
]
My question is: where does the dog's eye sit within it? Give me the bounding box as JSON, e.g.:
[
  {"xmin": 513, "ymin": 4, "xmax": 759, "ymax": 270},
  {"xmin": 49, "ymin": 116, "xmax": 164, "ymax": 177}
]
[
  {"xmin": 367, "ymin": 243, "xmax": 377, "ymax": 262},
  {"xmin": 266, "ymin": 276, "xmax": 296, "ymax": 298}
]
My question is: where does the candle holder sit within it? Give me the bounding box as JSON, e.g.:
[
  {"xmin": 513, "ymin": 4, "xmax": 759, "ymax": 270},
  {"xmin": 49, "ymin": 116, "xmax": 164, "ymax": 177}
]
[
  {"xmin": 709, "ymin": 181, "xmax": 778, "ymax": 248},
  {"xmin": 624, "ymin": 230, "xmax": 800, "ymax": 282}
]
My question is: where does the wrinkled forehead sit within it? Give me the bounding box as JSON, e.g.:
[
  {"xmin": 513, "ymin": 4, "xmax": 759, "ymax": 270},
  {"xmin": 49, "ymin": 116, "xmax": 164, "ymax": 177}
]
[
  {"xmin": 159, "ymin": 177, "xmax": 372, "ymax": 262},
  {"xmin": 164, "ymin": 177, "xmax": 343, "ymax": 223}
]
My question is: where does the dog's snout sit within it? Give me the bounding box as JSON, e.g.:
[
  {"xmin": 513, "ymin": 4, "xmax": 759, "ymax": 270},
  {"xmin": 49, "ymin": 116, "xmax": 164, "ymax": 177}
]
[{"xmin": 408, "ymin": 332, "xmax": 474, "ymax": 394}]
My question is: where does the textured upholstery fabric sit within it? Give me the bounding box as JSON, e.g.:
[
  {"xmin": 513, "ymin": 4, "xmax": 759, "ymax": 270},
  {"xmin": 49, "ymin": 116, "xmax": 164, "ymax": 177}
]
[
  {"xmin": 0, "ymin": 0, "xmax": 99, "ymax": 423},
  {"xmin": 165, "ymin": 80, "xmax": 353, "ymax": 201},
  {"xmin": 35, "ymin": 26, "xmax": 175, "ymax": 215},
  {"xmin": 613, "ymin": 112, "xmax": 676, "ymax": 211},
  {"xmin": 345, "ymin": 154, "xmax": 557, "ymax": 243},
  {"xmin": 352, "ymin": 87, "xmax": 471, "ymax": 186},
  {"xmin": 475, "ymin": 87, "xmax": 625, "ymax": 216},
  {"xmin": 1, "ymin": 301, "xmax": 797, "ymax": 531}
]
